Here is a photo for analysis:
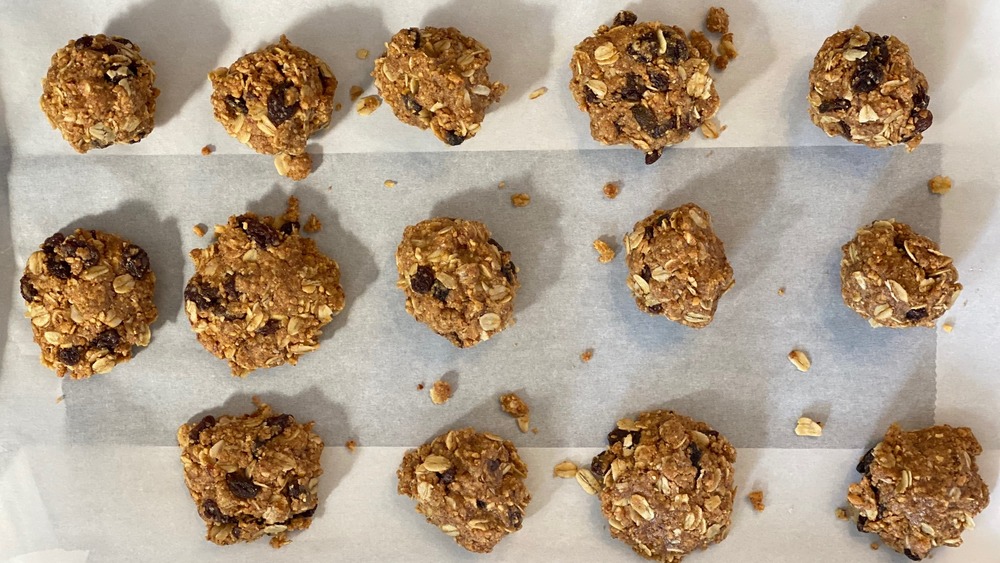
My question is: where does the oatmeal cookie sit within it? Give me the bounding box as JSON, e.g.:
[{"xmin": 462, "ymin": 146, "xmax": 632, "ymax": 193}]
[
  {"xmin": 184, "ymin": 197, "xmax": 344, "ymax": 376},
  {"xmin": 397, "ymin": 428, "xmax": 531, "ymax": 553},
  {"xmin": 840, "ymin": 219, "xmax": 960, "ymax": 328},
  {"xmin": 624, "ymin": 204, "xmax": 734, "ymax": 328},
  {"xmin": 570, "ymin": 11, "xmax": 720, "ymax": 164},
  {"xmin": 848, "ymin": 424, "xmax": 989, "ymax": 560},
  {"xmin": 178, "ymin": 399, "xmax": 324, "ymax": 548},
  {"xmin": 20, "ymin": 230, "xmax": 156, "ymax": 378},
  {"xmin": 396, "ymin": 217, "xmax": 519, "ymax": 347},
  {"xmin": 373, "ymin": 27, "xmax": 505, "ymax": 146},
  {"xmin": 209, "ymin": 35, "xmax": 337, "ymax": 180},
  {"xmin": 40, "ymin": 34, "xmax": 159, "ymax": 152},
  {"xmin": 808, "ymin": 26, "xmax": 932, "ymax": 150},
  {"xmin": 590, "ymin": 411, "xmax": 737, "ymax": 561}
]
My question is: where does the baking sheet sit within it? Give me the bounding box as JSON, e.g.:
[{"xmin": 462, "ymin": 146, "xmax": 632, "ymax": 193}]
[{"xmin": 1, "ymin": 0, "xmax": 998, "ymax": 561}]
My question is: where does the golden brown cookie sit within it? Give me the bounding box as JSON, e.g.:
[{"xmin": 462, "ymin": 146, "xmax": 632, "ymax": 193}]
[
  {"xmin": 570, "ymin": 11, "xmax": 720, "ymax": 164},
  {"xmin": 397, "ymin": 428, "xmax": 531, "ymax": 553},
  {"xmin": 209, "ymin": 35, "xmax": 337, "ymax": 180},
  {"xmin": 624, "ymin": 204, "xmax": 734, "ymax": 328},
  {"xmin": 808, "ymin": 26, "xmax": 932, "ymax": 150},
  {"xmin": 395, "ymin": 217, "xmax": 519, "ymax": 347},
  {"xmin": 20, "ymin": 229, "xmax": 156, "ymax": 378},
  {"xmin": 848, "ymin": 424, "xmax": 990, "ymax": 560},
  {"xmin": 373, "ymin": 27, "xmax": 506, "ymax": 145},
  {"xmin": 184, "ymin": 197, "xmax": 344, "ymax": 376},
  {"xmin": 840, "ymin": 219, "xmax": 960, "ymax": 328},
  {"xmin": 177, "ymin": 399, "xmax": 324, "ymax": 548},
  {"xmin": 40, "ymin": 34, "xmax": 159, "ymax": 152},
  {"xmin": 590, "ymin": 411, "xmax": 737, "ymax": 562}
]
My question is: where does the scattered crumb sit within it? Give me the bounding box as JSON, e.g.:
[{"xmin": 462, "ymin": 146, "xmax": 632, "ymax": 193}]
[
  {"xmin": 531, "ymin": 427, "xmax": 538, "ymax": 434},
  {"xmin": 575, "ymin": 468, "xmax": 600, "ymax": 495},
  {"xmin": 553, "ymin": 460, "xmax": 579, "ymax": 479},
  {"xmin": 706, "ymin": 6, "xmax": 730, "ymax": 34},
  {"xmin": 416, "ymin": 383, "xmax": 425, "ymax": 391},
  {"xmin": 356, "ymin": 95, "xmax": 381, "ymax": 116},
  {"xmin": 500, "ymin": 393, "xmax": 531, "ymax": 433},
  {"xmin": 200, "ymin": 144, "xmax": 214, "ymax": 156},
  {"xmin": 430, "ymin": 380, "xmax": 452, "ymax": 405},
  {"xmin": 384, "ymin": 179, "xmax": 397, "ymax": 188},
  {"xmin": 795, "ymin": 417, "xmax": 823, "ymax": 437},
  {"xmin": 349, "ymin": 85, "xmax": 364, "ymax": 102},
  {"xmin": 55, "ymin": 395, "xmax": 64, "ymax": 404},
  {"xmin": 581, "ymin": 348, "xmax": 594, "ymax": 363},
  {"xmin": 303, "ymin": 214, "xmax": 322, "ymax": 233},
  {"xmin": 942, "ymin": 322, "xmax": 954, "ymax": 333},
  {"xmin": 270, "ymin": 534, "xmax": 292, "ymax": 549},
  {"xmin": 345, "ymin": 439, "xmax": 357, "ymax": 453},
  {"xmin": 714, "ymin": 55, "xmax": 730, "ymax": 71},
  {"xmin": 511, "ymin": 193, "xmax": 531, "ymax": 207},
  {"xmin": 192, "ymin": 224, "xmax": 207, "ymax": 237},
  {"xmin": 747, "ymin": 490, "xmax": 765, "ymax": 512},
  {"xmin": 528, "ymin": 86, "xmax": 548, "ymax": 100},
  {"xmin": 356, "ymin": 48, "xmax": 369, "ymax": 60},
  {"xmin": 788, "ymin": 349, "xmax": 811, "ymax": 372},
  {"xmin": 700, "ymin": 118, "xmax": 725, "ymax": 139},
  {"xmin": 718, "ymin": 32, "xmax": 738, "ymax": 59},
  {"xmin": 689, "ymin": 30, "xmax": 714, "ymax": 60},
  {"xmin": 334, "ymin": 102, "xmax": 342, "ymax": 112},
  {"xmin": 498, "ymin": 180, "xmax": 506, "ymax": 189},
  {"xmin": 929, "ymin": 175, "xmax": 952, "ymax": 195},
  {"xmin": 835, "ymin": 507, "xmax": 849, "ymax": 521},
  {"xmin": 603, "ymin": 182, "xmax": 620, "ymax": 199},
  {"xmin": 593, "ymin": 239, "xmax": 616, "ymax": 263},
  {"xmin": 777, "ymin": 287, "xmax": 785, "ymax": 296},
  {"xmin": 870, "ymin": 543, "xmax": 879, "ymax": 551}
]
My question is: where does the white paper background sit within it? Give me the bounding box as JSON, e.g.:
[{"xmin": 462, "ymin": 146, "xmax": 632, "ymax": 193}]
[{"xmin": 1, "ymin": 0, "xmax": 998, "ymax": 561}]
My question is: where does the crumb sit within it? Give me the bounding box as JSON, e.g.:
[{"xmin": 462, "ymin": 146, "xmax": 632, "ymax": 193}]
[
  {"xmin": 718, "ymin": 32, "xmax": 738, "ymax": 59},
  {"xmin": 327, "ymin": 185, "xmax": 332, "ymax": 191},
  {"xmin": 689, "ymin": 30, "xmax": 714, "ymax": 60},
  {"xmin": 55, "ymin": 395, "xmax": 64, "ymax": 404},
  {"xmin": 303, "ymin": 214, "xmax": 322, "ymax": 233},
  {"xmin": 511, "ymin": 193, "xmax": 531, "ymax": 207},
  {"xmin": 929, "ymin": 175, "xmax": 952, "ymax": 195},
  {"xmin": 794, "ymin": 417, "xmax": 823, "ymax": 437},
  {"xmin": 835, "ymin": 507, "xmax": 849, "ymax": 520},
  {"xmin": 334, "ymin": 102, "xmax": 342, "ymax": 112},
  {"xmin": 356, "ymin": 48, "xmax": 369, "ymax": 60},
  {"xmin": 531, "ymin": 427, "xmax": 538, "ymax": 434},
  {"xmin": 747, "ymin": 490, "xmax": 765, "ymax": 512},
  {"xmin": 356, "ymin": 95, "xmax": 381, "ymax": 116},
  {"xmin": 345, "ymin": 439, "xmax": 357, "ymax": 453},
  {"xmin": 553, "ymin": 460, "xmax": 578, "ymax": 479},
  {"xmin": 777, "ymin": 287, "xmax": 785, "ymax": 296},
  {"xmin": 528, "ymin": 86, "xmax": 548, "ymax": 100},
  {"xmin": 700, "ymin": 118, "xmax": 724, "ymax": 139},
  {"xmin": 384, "ymin": 179, "xmax": 397, "ymax": 188},
  {"xmin": 430, "ymin": 380, "xmax": 452, "ymax": 405},
  {"xmin": 706, "ymin": 6, "xmax": 730, "ymax": 34},
  {"xmin": 714, "ymin": 56, "xmax": 730, "ymax": 71},
  {"xmin": 200, "ymin": 144, "xmax": 214, "ymax": 156},
  {"xmin": 787, "ymin": 349, "xmax": 811, "ymax": 372},
  {"xmin": 581, "ymin": 348, "xmax": 594, "ymax": 363},
  {"xmin": 603, "ymin": 182, "xmax": 620, "ymax": 199},
  {"xmin": 416, "ymin": 383, "xmax": 425, "ymax": 391},
  {"xmin": 870, "ymin": 543, "xmax": 879, "ymax": 551},
  {"xmin": 192, "ymin": 224, "xmax": 207, "ymax": 237},
  {"xmin": 498, "ymin": 180, "xmax": 506, "ymax": 189},
  {"xmin": 270, "ymin": 534, "xmax": 291, "ymax": 549},
  {"xmin": 349, "ymin": 85, "xmax": 364, "ymax": 102},
  {"xmin": 943, "ymin": 322, "xmax": 954, "ymax": 333},
  {"xmin": 500, "ymin": 393, "xmax": 531, "ymax": 433},
  {"xmin": 593, "ymin": 239, "xmax": 615, "ymax": 263}
]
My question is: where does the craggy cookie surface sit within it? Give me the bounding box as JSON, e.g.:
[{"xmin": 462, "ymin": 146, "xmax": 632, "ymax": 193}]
[
  {"xmin": 590, "ymin": 410, "xmax": 737, "ymax": 562},
  {"xmin": 209, "ymin": 35, "xmax": 337, "ymax": 179},
  {"xmin": 570, "ymin": 11, "xmax": 720, "ymax": 163},
  {"xmin": 396, "ymin": 217, "xmax": 518, "ymax": 347},
  {"xmin": 20, "ymin": 229, "xmax": 156, "ymax": 378},
  {"xmin": 848, "ymin": 424, "xmax": 989, "ymax": 560},
  {"xmin": 373, "ymin": 27, "xmax": 505, "ymax": 146},
  {"xmin": 184, "ymin": 197, "xmax": 344, "ymax": 375},
  {"xmin": 178, "ymin": 399, "xmax": 324, "ymax": 548},
  {"xmin": 397, "ymin": 428, "xmax": 531, "ymax": 553},
  {"xmin": 840, "ymin": 219, "xmax": 960, "ymax": 328},
  {"xmin": 624, "ymin": 204, "xmax": 734, "ymax": 328},
  {"xmin": 40, "ymin": 34, "xmax": 159, "ymax": 152},
  {"xmin": 808, "ymin": 26, "xmax": 932, "ymax": 150}
]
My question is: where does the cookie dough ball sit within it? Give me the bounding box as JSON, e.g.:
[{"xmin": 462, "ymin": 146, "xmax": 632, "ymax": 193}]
[
  {"xmin": 209, "ymin": 35, "xmax": 337, "ymax": 180},
  {"xmin": 184, "ymin": 197, "xmax": 344, "ymax": 376},
  {"xmin": 396, "ymin": 218, "xmax": 519, "ymax": 347},
  {"xmin": 590, "ymin": 411, "xmax": 737, "ymax": 561},
  {"xmin": 841, "ymin": 219, "xmax": 960, "ymax": 328},
  {"xmin": 178, "ymin": 399, "xmax": 324, "ymax": 548},
  {"xmin": 808, "ymin": 26, "xmax": 932, "ymax": 151},
  {"xmin": 570, "ymin": 11, "xmax": 720, "ymax": 164},
  {"xmin": 848, "ymin": 424, "xmax": 989, "ymax": 560},
  {"xmin": 397, "ymin": 428, "xmax": 531, "ymax": 553},
  {"xmin": 40, "ymin": 35, "xmax": 159, "ymax": 153},
  {"xmin": 373, "ymin": 27, "xmax": 506, "ymax": 146},
  {"xmin": 20, "ymin": 230, "xmax": 156, "ymax": 378},
  {"xmin": 624, "ymin": 204, "xmax": 734, "ymax": 328}
]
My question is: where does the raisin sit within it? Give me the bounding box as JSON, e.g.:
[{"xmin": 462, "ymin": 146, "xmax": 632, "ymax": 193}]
[
  {"xmin": 184, "ymin": 280, "xmax": 221, "ymax": 312},
  {"xmin": 95, "ymin": 43, "xmax": 119, "ymax": 56},
  {"xmin": 661, "ymin": 29, "xmax": 690, "ymax": 64},
  {"xmin": 61, "ymin": 238, "xmax": 99, "ymax": 267},
  {"xmin": 225, "ymin": 95, "xmax": 248, "ymax": 115},
  {"xmin": 410, "ymin": 265, "xmax": 435, "ymax": 294},
  {"xmin": 294, "ymin": 508, "xmax": 316, "ymax": 519},
  {"xmin": 122, "ymin": 244, "xmax": 150, "ymax": 279},
  {"xmin": 913, "ymin": 87, "xmax": 930, "ymax": 110},
  {"xmin": 74, "ymin": 36, "xmax": 95, "ymax": 50},
  {"xmin": 687, "ymin": 441, "xmax": 703, "ymax": 468},
  {"xmin": 19, "ymin": 275, "xmax": 38, "ymax": 302},
  {"xmin": 905, "ymin": 308, "xmax": 928, "ymax": 321},
  {"xmin": 648, "ymin": 72, "xmax": 670, "ymax": 92},
  {"xmin": 408, "ymin": 27, "xmax": 421, "ymax": 49},
  {"xmin": 487, "ymin": 238, "xmax": 504, "ymax": 252},
  {"xmin": 613, "ymin": 10, "xmax": 637, "ymax": 27},
  {"xmin": 57, "ymin": 346, "xmax": 83, "ymax": 366},
  {"xmin": 856, "ymin": 447, "xmax": 875, "ymax": 474},
  {"xmin": 584, "ymin": 87, "xmax": 599, "ymax": 104},
  {"xmin": 279, "ymin": 221, "xmax": 299, "ymax": 235},
  {"xmin": 256, "ymin": 318, "xmax": 281, "ymax": 336},
  {"xmin": 620, "ymin": 73, "xmax": 645, "ymax": 102},
  {"xmin": 226, "ymin": 471, "xmax": 261, "ymax": 499},
  {"xmin": 839, "ymin": 121, "xmax": 853, "ymax": 139},
  {"xmin": 222, "ymin": 274, "xmax": 239, "ymax": 299},
  {"xmin": 442, "ymin": 129, "xmax": 466, "ymax": 146},
  {"xmin": 640, "ymin": 265, "xmax": 651, "ymax": 281},
  {"xmin": 632, "ymin": 105, "xmax": 669, "ymax": 138},
  {"xmin": 91, "ymin": 329, "xmax": 120, "ymax": 351},
  {"xmin": 402, "ymin": 94, "xmax": 423, "ymax": 115},
  {"xmin": 818, "ymin": 98, "xmax": 851, "ymax": 113},
  {"xmin": 46, "ymin": 256, "xmax": 71, "ymax": 280},
  {"xmin": 507, "ymin": 506, "xmax": 524, "ymax": 528},
  {"xmin": 856, "ymin": 514, "xmax": 868, "ymax": 532},
  {"xmin": 287, "ymin": 482, "xmax": 307, "ymax": 499},
  {"xmin": 236, "ymin": 215, "xmax": 282, "ymax": 248},
  {"xmin": 869, "ymin": 35, "xmax": 890, "ymax": 66},
  {"xmin": 266, "ymin": 82, "xmax": 299, "ymax": 127},
  {"xmin": 476, "ymin": 498, "xmax": 487, "ymax": 509},
  {"xmin": 644, "ymin": 226, "xmax": 655, "ymax": 240},
  {"xmin": 501, "ymin": 261, "xmax": 517, "ymax": 284},
  {"xmin": 231, "ymin": 526, "xmax": 242, "ymax": 539},
  {"xmin": 647, "ymin": 303, "xmax": 663, "ymax": 314},
  {"xmin": 591, "ymin": 450, "xmax": 614, "ymax": 477},
  {"xmin": 626, "ymin": 32, "xmax": 659, "ymax": 63},
  {"xmin": 912, "ymin": 109, "xmax": 933, "ymax": 133},
  {"xmin": 608, "ymin": 427, "xmax": 639, "ymax": 446},
  {"xmin": 201, "ymin": 499, "xmax": 232, "ymax": 523},
  {"xmin": 439, "ymin": 467, "xmax": 457, "ymax": 485},
  {"xmin": 188, "ymin": 415, "xmax": 216, "ymax": 442},
  {"xmin": 485, "ymin": 458, "xmax": 501, "ymax": 474},
  {"xmin": 266, "ymin": 414, "xmax": 293, "ymax": 433},
  {"xmin": 432, "ymin": 284, "xmax": 450, "ymax": 303},
  {"xmin": 903, "ymin": 548, "xmax": 921, "ymax": 561},
  {"xmin": 645, "ymin": 150, "xmax": 662, "ymax": 165},
  {"xmin": 851, "ymin": 61, "xmax": 883, "ymax": 93}
]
